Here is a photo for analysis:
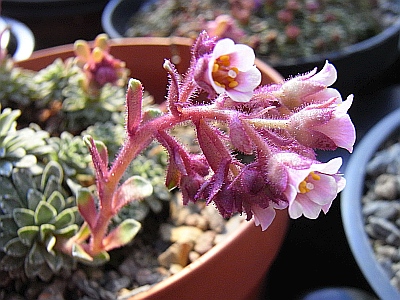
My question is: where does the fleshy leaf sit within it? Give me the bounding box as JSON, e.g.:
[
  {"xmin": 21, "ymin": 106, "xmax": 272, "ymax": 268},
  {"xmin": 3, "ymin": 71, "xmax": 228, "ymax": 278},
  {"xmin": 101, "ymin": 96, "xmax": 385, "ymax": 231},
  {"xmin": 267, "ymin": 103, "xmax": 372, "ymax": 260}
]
[
  {"xmin": 94, "ymin": 140, "xmax": 109, "ymax": 169},
  {"xmin": 142, "ymin": 108, "xmax": 163, "ymax": 122},
  {"xmin": 4, "ymin": 237, "xmax": 29, "ymax": 257},
  {"xmin": 54, "ymin": 224, "xmax": 79, "ymax": 238},
  {"xmin": 44, "ymin": 235, "xmax": 56, "ymax": 252},
  {"xmin": 27, "ymin": 189, "xmax": 44, "ymax": 211},
  {"xmin": 41, "ymin": 161, "xmax": 63, "ymax": 192},
  {"xmin": 13, "ymin": 208, "xmax": 35, "ymax": 227},
  {"xmin": 0, "ymin": 215, "xmax": 18, "ymax": 234},
  {"xmin": 76, "ymin": 188, "xmax": 97, "ymax": 229},
  {"xmin": 39, "ymin": 224, "xmax": 56, "ymax": 242},
  {"xmin": 126, "ymin": 78, "xmax": 143, "ymax": 134},
  {"xmin": 43, "ymin": 249, "xmax": 64, "ymax": 273},
  {"xmin": 112, "ymin": 175, "xmax": 153, "ymax": 212},
  {"xmin": 27, "ymin": 241, "xmax": 45, "ymax": 265},
  {"xmin": 47, "ymin": 191, "xmax": 65, "ymax": 213},
  {"xmin": 71, "ymin": 243, "xmax": 110, "ymax": 265},
  {"xmin": 14, "ymin": 154, "xmax": 37, "ymax": 168},
  {"xmin": 17, "ymin": 226, "xmax": 39, "ymax": 246},
  {"xmin": 34, "ymin": 201, "xmax": 57, "ymax": 225},
  {"xmin": 103, "ymin": 218, "xmax": 141, "ymax": 251},
  {"xmin": 0, "ymin": 160, "xmax": 13, "ymax": 176},
  {"xmin": 54, "ymin": 207, "xmax": 76, "ymax": 228}
]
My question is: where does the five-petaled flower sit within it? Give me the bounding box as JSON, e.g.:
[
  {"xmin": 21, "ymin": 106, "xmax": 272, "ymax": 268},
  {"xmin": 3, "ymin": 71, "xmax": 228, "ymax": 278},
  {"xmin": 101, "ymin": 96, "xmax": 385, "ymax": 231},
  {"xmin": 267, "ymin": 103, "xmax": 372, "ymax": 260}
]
[
  {"xmin": 280, "ymin": 155, "xmax": 346, "ymax": 219},
  {"xmin": 206, "ymin": 38, "xmax": 261, "ymax": 102}
]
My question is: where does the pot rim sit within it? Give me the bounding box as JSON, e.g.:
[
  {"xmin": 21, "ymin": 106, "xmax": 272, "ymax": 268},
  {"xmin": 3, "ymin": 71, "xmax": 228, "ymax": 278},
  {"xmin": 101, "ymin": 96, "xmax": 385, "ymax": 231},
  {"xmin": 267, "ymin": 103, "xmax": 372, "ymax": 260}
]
[{"xmin": 341, "ymin": 107, "xmax": 400, "ymax": 299}]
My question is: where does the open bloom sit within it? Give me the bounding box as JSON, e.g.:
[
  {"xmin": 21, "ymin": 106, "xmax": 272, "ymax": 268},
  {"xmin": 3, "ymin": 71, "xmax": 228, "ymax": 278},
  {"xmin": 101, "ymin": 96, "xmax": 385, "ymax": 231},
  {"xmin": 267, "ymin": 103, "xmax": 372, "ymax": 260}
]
[
  {"xmin": 206, "ymin": 38, "xmax": 261, "ymax": 102},
  {"xmin": 280, "ymin": 156, "xmax": 345, "ymax": 219}
]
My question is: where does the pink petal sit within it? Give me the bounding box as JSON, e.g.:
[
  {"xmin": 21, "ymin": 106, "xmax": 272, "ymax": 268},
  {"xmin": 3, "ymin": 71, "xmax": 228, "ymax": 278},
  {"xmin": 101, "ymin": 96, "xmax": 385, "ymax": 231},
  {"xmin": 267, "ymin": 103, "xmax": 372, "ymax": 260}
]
[
  {"xmin": 310, "ymin": 60, "xmax": 337, "ymax": 86},
  {"xmin": 252, "ymin": 204, "xmax": 276, "ymax": 231}
]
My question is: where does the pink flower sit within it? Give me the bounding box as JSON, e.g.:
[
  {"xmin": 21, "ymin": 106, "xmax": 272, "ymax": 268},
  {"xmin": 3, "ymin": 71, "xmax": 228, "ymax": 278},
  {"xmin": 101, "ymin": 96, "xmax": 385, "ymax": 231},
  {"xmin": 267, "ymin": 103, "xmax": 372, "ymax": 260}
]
[
  {"xmin": 207, "ymin": 38, "xmax": 261, "ymax": 102},
  {"xmin": 287, "ymin": 95, "xmax": 356, "ymax": 152},
  {"xmin": 205, "ymin": 15, "xmax": 245, "ymax": 42},
  {"xmin": 74, "ymin": 34, "xmax": 128, "ymax": 88},
  {"xmin": 281, "ymin": 156, "xmax": 345, "ymax": 219},
  {"xmin": 274, "ymin": 60, "xmax": 340, "ymax": 109}
]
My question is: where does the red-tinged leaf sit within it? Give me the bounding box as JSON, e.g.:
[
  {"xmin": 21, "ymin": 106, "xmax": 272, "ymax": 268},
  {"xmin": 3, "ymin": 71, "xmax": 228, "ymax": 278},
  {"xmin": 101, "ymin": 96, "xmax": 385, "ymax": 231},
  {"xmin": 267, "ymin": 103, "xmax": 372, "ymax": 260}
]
[
  {"xmin": 163, "ymin": 59, "xmax": 181, "ymax": 116},
  {"xmin": 83, "ymin": 135, "xmax": 107, "ymax": 179},
  {"xmin": 76, "ymin": 188, "xmax": 97, "ymax": 230},
  {"xmin": 71, "ymin": 243, "xmax": 109, "ymax": 265},
  {"xmin": 94, "ymin": 140, "xmax": 109, "ymax": 168},
  {"xmin": 112, "ymin": 176, "xmax": 153, "ymax": 212},
  {"xmin": 126, "ymin": 79, "xmax": 143, "ymax": 134},
  {"xmin": 103, "ymin": 219, "xmax": 141, "ymax": 251},
  {"xmin": 165, "ymin": 160, "xmax": 181, "ymax": 190},
  {"xmin": 196, "ymin": 120, "xmax": 232, "ymax": 172}
]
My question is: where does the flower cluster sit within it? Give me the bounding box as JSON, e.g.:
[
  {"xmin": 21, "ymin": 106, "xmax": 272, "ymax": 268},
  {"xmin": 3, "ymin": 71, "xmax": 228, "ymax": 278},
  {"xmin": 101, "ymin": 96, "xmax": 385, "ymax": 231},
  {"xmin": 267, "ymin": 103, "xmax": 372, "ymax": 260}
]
[{"xmin": 62, "ymin": 31, "xmax": 355, "ymax": 261}]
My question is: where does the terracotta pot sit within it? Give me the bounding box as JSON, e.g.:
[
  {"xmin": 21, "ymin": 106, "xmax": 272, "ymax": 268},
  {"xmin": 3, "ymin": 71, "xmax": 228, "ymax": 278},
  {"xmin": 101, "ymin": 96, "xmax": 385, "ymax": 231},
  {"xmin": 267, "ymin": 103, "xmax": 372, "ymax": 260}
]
[
  {"xmin": 342, "ymin": 107, "xmax": 400, "ymax": 299},
  {"xmin": 17, "ymin": 37, "xmax": 289, "ymax": 300}
]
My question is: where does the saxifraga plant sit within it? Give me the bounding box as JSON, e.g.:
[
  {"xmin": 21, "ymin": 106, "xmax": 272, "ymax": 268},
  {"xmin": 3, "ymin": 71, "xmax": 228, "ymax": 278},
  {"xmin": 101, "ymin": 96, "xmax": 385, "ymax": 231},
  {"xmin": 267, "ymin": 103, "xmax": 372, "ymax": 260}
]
[{"xmin": 0, "ymin": 161, "xmax": 81, "ymax": 281}]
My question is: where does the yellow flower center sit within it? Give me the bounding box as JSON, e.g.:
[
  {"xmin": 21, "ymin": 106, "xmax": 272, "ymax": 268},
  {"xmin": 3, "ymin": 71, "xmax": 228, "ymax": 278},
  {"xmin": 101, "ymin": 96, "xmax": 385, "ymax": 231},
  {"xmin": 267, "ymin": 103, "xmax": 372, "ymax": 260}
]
[
  {"xmin": 299, "ymin": 171, "xmax": 321, "ymax": 194},
  {"xmin": 212, "ymin": 55, "xmax": 240, "ymax": 89}
]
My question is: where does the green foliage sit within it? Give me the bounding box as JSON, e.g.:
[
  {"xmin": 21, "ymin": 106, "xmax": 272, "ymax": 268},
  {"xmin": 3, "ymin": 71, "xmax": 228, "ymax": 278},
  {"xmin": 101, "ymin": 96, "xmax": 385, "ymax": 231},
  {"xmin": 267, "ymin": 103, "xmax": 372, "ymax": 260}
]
[
  {"xmin": 0, "ymin": 161, "xmax": 82, "ymax": 281},
  {"xmin": 47, "ymin": 131, "xmax": 95, "ymax": 185},
  {"xmin": 0, "ymin": 59, "xmax": 36, "ymax": 108},
  {"xmin": 32, "ymin": 58, "xmax": 82, "ymax": 108},
  {"xmin": 82, "ymin": 120, "xmax": 125, "ymax": 161},
  {"xmin": 113, "ymin": 141, "xmax": 171, "ymax": 224},
  {"xmin": 61, "ymin": 82, "xmax": 126, "ymax": 133},
  {"xmin": 0, "ymin": 107, "xmax": 53, "ymax": 177}
]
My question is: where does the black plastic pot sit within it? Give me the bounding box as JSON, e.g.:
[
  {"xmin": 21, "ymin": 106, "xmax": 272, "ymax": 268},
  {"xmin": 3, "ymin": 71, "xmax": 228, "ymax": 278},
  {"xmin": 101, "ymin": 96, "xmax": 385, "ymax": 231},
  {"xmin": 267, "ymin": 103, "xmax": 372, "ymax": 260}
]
[
  {"xmin": 102, "ymin": 0, "xmax": 400, "ymax": 96},
  {"xmin": 342, "ymin": 106, "xmax": 400, "ymax": 300}
]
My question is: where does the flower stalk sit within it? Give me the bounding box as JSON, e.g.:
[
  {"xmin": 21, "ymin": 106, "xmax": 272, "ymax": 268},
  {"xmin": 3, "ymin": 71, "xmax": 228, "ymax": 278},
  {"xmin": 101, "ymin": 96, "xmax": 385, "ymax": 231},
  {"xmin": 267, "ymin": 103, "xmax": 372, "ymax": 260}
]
[{"xmin": 64, "ymin": 32, "xmax": 356, "ymax": 262}]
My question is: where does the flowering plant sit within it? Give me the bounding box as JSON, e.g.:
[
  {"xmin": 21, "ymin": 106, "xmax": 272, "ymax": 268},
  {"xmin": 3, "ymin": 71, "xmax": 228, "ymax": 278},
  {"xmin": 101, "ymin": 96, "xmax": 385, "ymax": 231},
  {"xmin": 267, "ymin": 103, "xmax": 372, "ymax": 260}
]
[
  {"xmin": 66, "ymin": 31, "xmax": 355, "ymax": 261},
  {"xmin": 0, "ymin": 30, "xmax": 355, "ymax": 286}
]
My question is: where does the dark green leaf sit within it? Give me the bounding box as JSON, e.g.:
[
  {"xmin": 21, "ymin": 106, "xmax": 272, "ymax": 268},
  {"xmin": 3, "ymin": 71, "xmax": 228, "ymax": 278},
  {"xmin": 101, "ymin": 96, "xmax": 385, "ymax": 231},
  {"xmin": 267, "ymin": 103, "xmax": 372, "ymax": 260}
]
[
  {"xmin": 54, "ymin": 224, "xmax": 79, "ymax": 238},
  {"xmin": 47, "ymin": 191, "xmax": 65, "ymax": 213},
  {"xmin": 17, "ymin": 226, "xmax": 39, "ymax": 246},
  {"xmin": 4, "ymin": 237, "xmax": 28, "ymax": 257},
  {"xmin": 13, "ymin": 208, "xmax": 35, "ymax": 227},
  {"xmin": 39, "ymin": 224, "xmax": 56, "ymax": 242},
  {"xmin": 34, "ymin": 201, "xmax": 57, "ymax": 225},
  {"xmin": 27, "ymin": 189, "xmax": 44, "ymax": 211}
]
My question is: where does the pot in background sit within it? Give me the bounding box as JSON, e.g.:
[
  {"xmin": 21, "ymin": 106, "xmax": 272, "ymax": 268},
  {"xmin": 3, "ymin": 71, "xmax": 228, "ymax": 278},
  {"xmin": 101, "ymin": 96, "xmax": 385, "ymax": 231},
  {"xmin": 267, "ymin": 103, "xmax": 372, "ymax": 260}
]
[
  {"xmin": 101, "ymin": 0, "xmax": 400, "ymax": 96},
  {"xmin": 342, "ymin": 107, "xmax": 400, "ymax": 300},
  {"xmin": 17, "ymin": 37, "xmax": 289, "ymax": 300}
]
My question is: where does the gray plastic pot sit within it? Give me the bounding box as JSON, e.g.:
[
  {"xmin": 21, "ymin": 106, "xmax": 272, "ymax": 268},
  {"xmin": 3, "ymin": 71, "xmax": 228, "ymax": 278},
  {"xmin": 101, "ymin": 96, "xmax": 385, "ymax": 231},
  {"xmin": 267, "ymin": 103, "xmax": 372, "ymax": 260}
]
[{"xmin": 341, "ymin": 107, "xmax": 400, "ymax": 300}]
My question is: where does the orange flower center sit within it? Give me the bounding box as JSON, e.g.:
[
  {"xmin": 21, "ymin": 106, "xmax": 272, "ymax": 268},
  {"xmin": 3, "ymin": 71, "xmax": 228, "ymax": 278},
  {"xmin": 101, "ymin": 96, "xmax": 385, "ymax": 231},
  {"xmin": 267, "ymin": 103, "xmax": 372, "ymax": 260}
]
[
  {"xmin": 299, "ymin": 171, "xmax": 321, "ymax": 194},
  {"xmin": 212, "ymin": 55, "xmax": 240, "ymax": 89}
]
